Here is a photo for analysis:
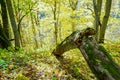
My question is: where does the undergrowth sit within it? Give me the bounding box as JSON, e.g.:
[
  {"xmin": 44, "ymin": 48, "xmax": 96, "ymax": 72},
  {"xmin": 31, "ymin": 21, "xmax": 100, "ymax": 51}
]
[{"xmin": 0, "ymin": 42, "xmax": 120, "ymax": 80}]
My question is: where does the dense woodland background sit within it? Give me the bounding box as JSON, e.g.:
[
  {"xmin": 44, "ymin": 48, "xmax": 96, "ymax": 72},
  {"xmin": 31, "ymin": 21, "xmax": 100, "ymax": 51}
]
[{"xmin": 0, "ymin": 0, "xmax": 120, "ymax": 80}]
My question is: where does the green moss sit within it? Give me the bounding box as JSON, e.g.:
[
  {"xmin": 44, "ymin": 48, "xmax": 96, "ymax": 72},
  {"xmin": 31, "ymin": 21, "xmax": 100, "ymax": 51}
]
[
  {"xmin": 98, "ymin": 45, "xmax": 113, "ymax": 61},
  {"xmin": 96, "ymin": 46, "xmax": 120, "ymax": 78}
]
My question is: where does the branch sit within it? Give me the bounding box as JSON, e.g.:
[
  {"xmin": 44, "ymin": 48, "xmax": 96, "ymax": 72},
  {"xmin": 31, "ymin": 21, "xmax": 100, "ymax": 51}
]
[{"xmin": 18, "ymin": 1, "xmax": 38, "ymax": 32}]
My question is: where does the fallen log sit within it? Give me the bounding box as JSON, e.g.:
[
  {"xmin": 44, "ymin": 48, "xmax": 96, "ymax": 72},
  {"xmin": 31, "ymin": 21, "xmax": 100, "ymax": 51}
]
[{"xmin": 52, "ymin": 28, "xmax": 120, "ymax": 80}]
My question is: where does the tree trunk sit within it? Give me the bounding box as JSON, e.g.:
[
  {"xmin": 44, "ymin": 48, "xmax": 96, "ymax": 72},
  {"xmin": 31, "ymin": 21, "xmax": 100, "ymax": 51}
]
[
  {"xmin": 30, "ymin": 14, "xmax": 39, "ymax": 49},
  {"xmin": 99, "ymin": 0, "xmax": 112, "ymax": 43},
  {"xmin": 53, "ymin": 28, "xmax": 95, "ymax": 56},
  {"xmin": 69, "ymin": 0, "xmax": 78, "ymax": 32},
  {"xmin": 0, "ymin": 23, "xmax": 11, "ymax": 48},
  {"xmin": 53, "ymin": 28, "xmax": 120, "ymax": 80},
  {"xmin": 79, "ymin": 37, "xmax": 120, "ymax": 80},
  {"xmin": 93, "ymin": 0, "xmax": 112, "ymax": 43},
  {"xmin": 6, "ymin": 0, "xmax": 20, "ymax": 48},
  {"xmin": 1, "ymin": 0, "xmax": 10, "ymax": 39},
  {"xmin": 53, "ymin": 0, "xmax": 58, "ymax": 45},
  {"xmin": 71, "ymin": 11, "xmax": 76, "ymax": 32},
  {"xmin": 29, "ymin": 5, "xmax": 39, "ymax": 49},
  {"xmin": 36, "ymin": 12, "xmax": 43, "ymax": 48},
  {"xmin": 0, "ymin": 0, "xmax": 11, "ymax": 48},
  {"xmin": 93, "ymin": 0, "xmax": 102, "ymax": 41}
]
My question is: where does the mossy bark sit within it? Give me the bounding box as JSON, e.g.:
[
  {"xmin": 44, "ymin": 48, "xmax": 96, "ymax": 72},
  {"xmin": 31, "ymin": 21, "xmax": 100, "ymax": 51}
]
[
  {"xmin": 79, "ymin": 37, "xmax": 120, "ymax": 80},
  {"xmin": 6, "ymin": 0, "xmax": 20, "ymax": 48}
]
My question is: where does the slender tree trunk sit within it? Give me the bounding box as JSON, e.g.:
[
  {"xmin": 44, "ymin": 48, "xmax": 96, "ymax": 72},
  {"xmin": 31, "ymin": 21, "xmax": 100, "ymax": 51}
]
[
  {"xmin": 29, "ymin": 5, "xmax": 39, "ymax": 48},
  {"xmin": 93, "ymin": 0, "xmax": 102, "ymax": 41},
  {"xmin": 97, "ymin": 0, "xmax": 102, "ymax": 16},
  {"xmin": 71, "ymin": 11, "xmax": 76, "ymax": 32},
  {"xmin": 93, "ymin": 0, "xmax": 112, "ymax": 43},
  {"xmin": 56, "ymin": 1, "xmax": 61, "ymax": 43},
  {"xmin": 53, "ymin": 0, "xmax": 58, "ymax": 45},
  {"xmin": 69, "ymin": 0, "xmax": 78, "ymax": 32},
  {"xmin": 13, "ymin": 0, "xmax": 24, "ymax": 47},
  {"xmin": 30, "ymin": 14, "xmax": 39, "ymax": 48},
  {"xmin": 99, "ymin": 0, "xmax": 112, "ymax": 43},
  {"xmin": 6, "ymin": 0, "xmax": 20, "ymax": 48},
  {"xmin": 58, "ymin": 22, "xmax": 62, "ymax": 41},
  {"xmin": 34, "ymin": 12, "xmax": 42, "ymax": 48}
]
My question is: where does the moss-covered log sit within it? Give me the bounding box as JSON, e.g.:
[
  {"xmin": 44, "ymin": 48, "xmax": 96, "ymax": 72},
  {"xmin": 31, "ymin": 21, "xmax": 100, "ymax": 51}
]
[
  {"xmin": 52, "ymin": 28, "xmax": 120, "ymax": 80},
  {"xmin": 79, "ymin": 37, "xmax": 120, "ymax": 80}
]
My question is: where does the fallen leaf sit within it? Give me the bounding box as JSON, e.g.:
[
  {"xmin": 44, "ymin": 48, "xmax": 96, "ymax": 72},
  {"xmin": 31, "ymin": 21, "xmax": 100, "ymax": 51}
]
[{"xmin": 9, "ymin": 64, "xmax": 14, "ymax": 69}]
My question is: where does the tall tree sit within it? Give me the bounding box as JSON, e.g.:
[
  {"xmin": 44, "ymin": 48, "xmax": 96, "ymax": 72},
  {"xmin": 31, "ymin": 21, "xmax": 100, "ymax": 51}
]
[
  {"xmin": 93, "ymin": 0, "xmax": 102, "ymax": 41},
  {"xmin": 53, "ymin": 0, "xmax": 58, "ymax": 45},
  {"xmin": 93, "ymin": 0, "xmax": 112, "ymax": 43},
  {"xmin": 40, "ymin": 0, "xmax": 61, "ymax": 45},
  {"xmin": 34, "ymin": 11, "xmax": 43, "ymax": 48},
  {"xmin": 69, "ymin": 0, "xmax": 78, "ymax": 32},
  {"xmin": 0, "ymin": 23, "xmax": 11, "ymax": 48},
  {"xmin": 0, "ymin": 0, "xmax": 11, "ymax": 48},
  {"xmin": 99, "ymin": 0, "xmax": 112, "ymax": 43},
  {"xmin": 1, "ymin": 0, "xmax": 10, "ymax": 39},
  {"xmin": 6, "ymin": 0, "xmax": 20, "ymax": 48},
  {"xmin": 29, "ymin": 4, "xmax": 39, "ymax": 49},
  {"xmin": 52, "ymin": 0, "xmax": 61, "ymax": 45}
]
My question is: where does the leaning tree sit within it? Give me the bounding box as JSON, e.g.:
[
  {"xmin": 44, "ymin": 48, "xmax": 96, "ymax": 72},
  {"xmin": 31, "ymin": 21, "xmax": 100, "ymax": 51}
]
[{"xmin": 53, "ymin": 28, "xmax": 120, "ymax": 80}]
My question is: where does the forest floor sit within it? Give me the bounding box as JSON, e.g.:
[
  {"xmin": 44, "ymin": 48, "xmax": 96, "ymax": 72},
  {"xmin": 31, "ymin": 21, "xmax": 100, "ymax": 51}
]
[{"xmin": 0, "ymin": 42, "xmax": 120, "ymax": 80}]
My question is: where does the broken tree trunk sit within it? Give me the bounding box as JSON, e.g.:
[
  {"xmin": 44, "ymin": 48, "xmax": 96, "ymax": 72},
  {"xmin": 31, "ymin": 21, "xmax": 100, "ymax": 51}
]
[
  {"xmin": 53, "ymin": 28, "xmax": 95, "ymax": 56},
  {"xmin": 52, "ymin": 28, "xmax": 120, "ymax": 80}
]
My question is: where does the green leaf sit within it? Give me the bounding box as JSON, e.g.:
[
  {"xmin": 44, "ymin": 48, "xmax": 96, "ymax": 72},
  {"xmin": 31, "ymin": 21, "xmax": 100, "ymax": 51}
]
[{"xmin": 52, "ymin": 77, "xmax": 57, "ymax": 80}]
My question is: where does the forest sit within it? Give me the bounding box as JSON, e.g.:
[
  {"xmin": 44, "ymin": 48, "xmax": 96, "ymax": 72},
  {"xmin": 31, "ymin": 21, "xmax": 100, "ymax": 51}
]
[{"xmin": 0, "ymin": 0, "xmax": 120, "ymax": 80}]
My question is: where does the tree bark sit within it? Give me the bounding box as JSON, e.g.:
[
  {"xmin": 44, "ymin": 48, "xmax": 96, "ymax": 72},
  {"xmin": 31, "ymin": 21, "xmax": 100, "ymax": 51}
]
[
  {"xmin": 79, "ymin": 37, "xmax": 120, "ymax": 80},
  {"xmin": 6, "ymin": 0, "xmax": 20, "ymax": 48},
  {"xmin": 93, "ymin": 0, "xmax": 102, "ymax": 41},
  {"xmin": 93, "ymin": 0, "xmax": 112, "ymax": 43},
  {"xmin": 53, "ymin": 28, "xmax": 120, "ymax": 80},
  {"xmin": 53, "ymin": 28, "xmax": 95, "ymax": 56},
  {"xmin": 53, "ymin": 0, "xmax": 58, "ymax": 45},
  {"xmin": 1, "ymin": 0, "xmax": 10, "ymax": 39},
  {"xmin": 0, "ymin": 0, "xmax": 12, "ymax": 48},
  {"xmin": 99, "ymin": 0, "xmax": 112, "ymax": 43},
  {"xmin": 0, "ymin": 23, "xmax": 11, "ymax": 48}
]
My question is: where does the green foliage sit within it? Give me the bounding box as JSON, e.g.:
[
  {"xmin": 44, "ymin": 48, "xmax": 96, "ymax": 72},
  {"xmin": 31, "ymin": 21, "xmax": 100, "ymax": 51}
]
[
  {"xmin": 72, "ymin": 66, "xmax": 81, "ymax": 76},
  {"xmin": 0, "ymin": 59, "xmax": 7, "ymax": 69}
]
